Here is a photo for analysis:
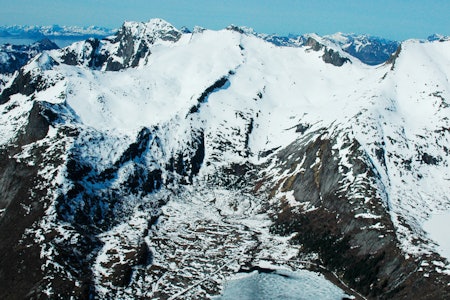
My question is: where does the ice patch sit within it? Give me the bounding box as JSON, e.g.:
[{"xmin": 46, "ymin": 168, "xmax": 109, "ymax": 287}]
[
  {"xmin": 423, "ymin": 209, "xmax": 450, "ymax": 261},
  {"xmin": 216, "ymin": 269, "xmax": 350, "ymax": 300}
]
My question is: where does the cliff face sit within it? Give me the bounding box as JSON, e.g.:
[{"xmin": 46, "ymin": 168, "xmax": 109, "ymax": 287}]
[{"xmin": 0, "ymin": 19, "xmax": 449, "ymax": 299}]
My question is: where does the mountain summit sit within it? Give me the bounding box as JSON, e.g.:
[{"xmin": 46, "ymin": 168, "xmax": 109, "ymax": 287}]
[{"xmin": 0, "ymin": 19, "xmax": 449, "ymax": 299}]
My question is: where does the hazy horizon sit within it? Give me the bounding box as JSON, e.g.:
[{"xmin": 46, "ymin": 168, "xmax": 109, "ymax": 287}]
[{"xmin": 0, "ymin": 0, "xmax": 449, "ymax": 41}]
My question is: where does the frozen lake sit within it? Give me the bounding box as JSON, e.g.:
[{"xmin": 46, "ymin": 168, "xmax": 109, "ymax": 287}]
[{"xmin": 216, "ymin": 269, "xmax": 350, "ymax": 300}]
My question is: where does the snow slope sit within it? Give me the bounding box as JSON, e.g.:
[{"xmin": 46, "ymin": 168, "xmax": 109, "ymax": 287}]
[{"xmin": 424, "ymin": 209, "xmax": 450, "ymax": 261}]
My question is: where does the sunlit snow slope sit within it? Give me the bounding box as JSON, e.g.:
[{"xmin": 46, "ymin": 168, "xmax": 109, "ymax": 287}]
[{"xmin": 0, "ymin": 19, "xmax": 449, "ymax": 299}]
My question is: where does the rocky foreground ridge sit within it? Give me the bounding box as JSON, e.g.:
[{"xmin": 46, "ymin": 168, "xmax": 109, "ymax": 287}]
[{"xmin": 0, "ymin": 19, "xmax": 449, "ymax": 299}]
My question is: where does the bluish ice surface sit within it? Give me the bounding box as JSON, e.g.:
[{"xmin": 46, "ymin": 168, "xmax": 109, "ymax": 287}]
[{"xmin": 216, "ymin": 269, "xmax": 349, "ymax": 300}]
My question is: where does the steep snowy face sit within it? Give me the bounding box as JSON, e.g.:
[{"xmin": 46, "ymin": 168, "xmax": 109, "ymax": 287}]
[
  {"xmin": 366, "ymin": 40, "xmax": 450, "ymax": 255},
  {"xmin": 0, "ymin": 19, "xmax": 449, "ymax": 299}
]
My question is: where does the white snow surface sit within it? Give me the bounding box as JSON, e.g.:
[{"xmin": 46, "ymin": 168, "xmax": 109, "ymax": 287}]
[{"xmin": 423, "ymin": 209, "xmax": 450, "ymax": 261}]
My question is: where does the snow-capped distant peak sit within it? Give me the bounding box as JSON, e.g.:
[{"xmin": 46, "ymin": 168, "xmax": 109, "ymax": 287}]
[
  {"xmin": 428, "ymin": 33, "xmax": 450, "ymax": 42},
  {"xmin": 324, "ymin": 32, "xmax": 349, "ymax": 43},
  {"xmin": 146, "ymin": 18, "xmax": 176, "ymax": 30},
  {"xmin": 120, "ymin": 18, "xmax": 182, "ymax": 42},
  {"xmin": 321, "ymin": 32, "xmax": 400, "ymax": 65}
]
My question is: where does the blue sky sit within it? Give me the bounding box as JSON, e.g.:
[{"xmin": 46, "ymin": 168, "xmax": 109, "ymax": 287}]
[{"xmin": 1, "ymin": 0, "xmax": 449, "ymax": 40}]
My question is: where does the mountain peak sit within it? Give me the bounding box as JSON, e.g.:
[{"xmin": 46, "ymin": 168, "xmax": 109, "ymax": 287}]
[
  {"xmin": 53, "ymin": 18, "xmax": 182, "ymax": 71},
  {"xmin": 120, "ymin": 18, "xmax": 181, "ymax": 42},
  {"xmin": 146, "ymin": 18, "xmax": 176, "ymax": 29}
]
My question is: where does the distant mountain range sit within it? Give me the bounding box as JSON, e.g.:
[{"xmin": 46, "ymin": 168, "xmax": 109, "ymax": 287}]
[{"xmin": 0, "ymin": 25, "xmax": 116, "ymax": 40}]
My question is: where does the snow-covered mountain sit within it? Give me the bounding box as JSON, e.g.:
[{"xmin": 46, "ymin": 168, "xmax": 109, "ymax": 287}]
[
  {"xmin": 0, "ymin": 38, "xmax": 59, "ymax": 74},
  {"xmin": 0, "ymin": 18, "xmax": 449, "ymax": 299},
  {"xmin": 1, "ymin": 23, "xmax": 401, "ymax": 68}
]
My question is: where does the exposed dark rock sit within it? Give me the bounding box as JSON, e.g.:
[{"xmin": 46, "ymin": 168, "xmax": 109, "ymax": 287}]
[
  {"xmin": 385, "ymin": 45, "xmax": 402, "ymax": 70},
  {"xmin": 264, "ymin": 131, "xmax": 449, "ymax": 299},
  {"xmin": 304, "ymin": 37, "xmax": 350, "ymax": 66},
  {"xmin": 374, "ymin": 144, "xmax": 386, "ymax": 167},
  {"xmin": 62, "ymin": 38, "xmax": 105, "ymax": 69},
  {"xmin": 258, "ymin": 146, "xmax": 281, "ymax": 158},
  {"xmin": 167, "ymin": 130, "xmax": 205, "ymax": 184},
  {"xmin": 197, "ymin": 77, "xmax": 229, "ymax": 104},
  {"xmin": 238, "ymin": 265, "xmax": 291, "ymax": 277},
  {"xmin": 420, "ymin": 152, "xmax": 439, "ymax": 165},
  {"xmin": 16, "ymin": 101, "xmax": 51, "ymax": 146},
  {"xmin": 189, "ymin": 76, "xmax": 230, "ymax": 114},
  {"xmin": 117, "ymin": 127, "xmax": 152, "ymax": 165},
  {"xmin": 305, "ymin": 37, "xmax": 324, "ymax": 51},
  {"xmin": 243, "ymin": 117, "xmax": 254, "ymax": 154},
  {"xmin": 0, "ymin": 101, "xmax": 61, "ymax": 299},
  {"xmin": 295, "ymin": 123, "xmax": 310, "ymax": 134},
  {"xmin": 106, "ymin": 27, "xmax": 149, "ymax": 70},
  {"xmin": 0, "ymin": 154, "xmax": 46, "ymax": 299},
  {"xmin": 322, "ymin": 48, "xmax": 351, "ymax": 66},
  {"xmin": 0, "ymin": 69, "xmax": 40, "ymax": 104},
  {"xmin": 190, "ymin": 132, "xmax": 206, "ymax": 177}
]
